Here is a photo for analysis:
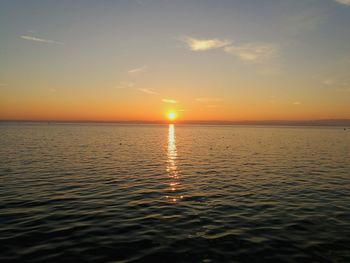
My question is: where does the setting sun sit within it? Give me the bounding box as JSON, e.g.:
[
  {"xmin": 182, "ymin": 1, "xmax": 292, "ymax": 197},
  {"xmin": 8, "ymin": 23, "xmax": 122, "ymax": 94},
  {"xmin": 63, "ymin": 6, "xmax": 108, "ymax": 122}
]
[
  {"xmin": 167, "ymin": 111, "xmax": 176, "ymax": 122},
  {"xmin": 1, "ymin": 1, "xmax": 350, "ymax": 262}
]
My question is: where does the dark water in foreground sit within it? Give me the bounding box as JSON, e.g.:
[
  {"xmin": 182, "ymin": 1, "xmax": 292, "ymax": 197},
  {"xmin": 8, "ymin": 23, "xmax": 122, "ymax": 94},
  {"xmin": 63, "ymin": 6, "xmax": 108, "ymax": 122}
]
[{"xmin": 0, "ymin": 123, "xmax": 349, "ymax": 262}]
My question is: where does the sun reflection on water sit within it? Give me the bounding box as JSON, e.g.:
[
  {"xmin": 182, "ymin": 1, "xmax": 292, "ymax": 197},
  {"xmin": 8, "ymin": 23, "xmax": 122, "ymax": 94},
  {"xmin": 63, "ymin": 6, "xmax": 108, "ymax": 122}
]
[
  {"xmin": 167, "ymin": 124, "xmax": 177, "ymax": 176},
  {"xmin": 166, "ymin": 124, "xmax": 182, "ymax": 202}
]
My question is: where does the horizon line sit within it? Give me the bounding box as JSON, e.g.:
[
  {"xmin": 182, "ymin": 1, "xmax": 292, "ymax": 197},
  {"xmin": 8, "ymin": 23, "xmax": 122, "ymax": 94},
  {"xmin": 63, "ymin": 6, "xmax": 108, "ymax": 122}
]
[{"xmin": 1, "ymin": 119, "xmax": 350, "ymax": 127}]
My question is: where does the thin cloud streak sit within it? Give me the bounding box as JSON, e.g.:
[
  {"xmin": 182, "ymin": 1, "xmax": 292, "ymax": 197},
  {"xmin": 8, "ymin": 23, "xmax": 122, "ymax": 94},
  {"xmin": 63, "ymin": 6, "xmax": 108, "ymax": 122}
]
[
  {"xmin": 116, "ymin": 81, "xmax": 135, "ymax": 89},
  {"xmin": 20, "ymin": 35, "xmax": 64, "ymax": 45},
  {"xmin": 128, "ymin": 66, "xmax": 147, "ymax": 74},
  {"xmin": 335, "ymin": 0, "xmax": 350, "ymax": 6},
  {"xmin": 224, "ymin": 43, "xmax": 278, "ymax": 63},
  {"xmin": 181, "ymin": 36, "xmax": 278, "ymax": 63},
  {"xmin": 138, "ymin": 88, "xmax": 158, "ymax": 95},
  {"xmin": 162, "ymin": 99, "xmax": 178, "ymax": 104},
  {"xmin": 181, "ymin": 36, "xmax": 231, "ymax": 51}
]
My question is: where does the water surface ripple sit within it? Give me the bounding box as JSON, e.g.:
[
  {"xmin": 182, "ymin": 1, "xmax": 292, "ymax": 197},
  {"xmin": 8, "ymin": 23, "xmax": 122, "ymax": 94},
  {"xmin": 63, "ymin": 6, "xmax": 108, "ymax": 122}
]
[{"xmin": 0, "ymin": 123, "xmax": 349, "ymax": 262}]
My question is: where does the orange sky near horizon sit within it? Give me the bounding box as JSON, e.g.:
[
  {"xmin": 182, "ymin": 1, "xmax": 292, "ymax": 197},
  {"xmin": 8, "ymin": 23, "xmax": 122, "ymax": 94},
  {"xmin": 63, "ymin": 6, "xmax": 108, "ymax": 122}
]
[
  {"xmin": 1, "ymin": 1, "xmax": 349, "ymax": 122},
  {"xmin": 1, "ymin": 94, "xmax": 348, "ymax": 122}
]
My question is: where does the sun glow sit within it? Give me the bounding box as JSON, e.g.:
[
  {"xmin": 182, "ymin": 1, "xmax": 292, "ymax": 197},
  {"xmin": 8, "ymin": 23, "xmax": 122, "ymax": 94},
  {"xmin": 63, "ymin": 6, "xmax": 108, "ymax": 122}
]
[{"xmin": 167, "ymin": 111, "xmax": 176, "ymax": 122}]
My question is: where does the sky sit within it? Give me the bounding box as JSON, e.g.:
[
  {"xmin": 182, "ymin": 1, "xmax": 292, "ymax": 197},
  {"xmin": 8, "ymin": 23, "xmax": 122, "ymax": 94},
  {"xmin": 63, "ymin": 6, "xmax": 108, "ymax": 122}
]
[{"xmin": 0, "ymin": 0, "xmax": 349, "ymax": 122}]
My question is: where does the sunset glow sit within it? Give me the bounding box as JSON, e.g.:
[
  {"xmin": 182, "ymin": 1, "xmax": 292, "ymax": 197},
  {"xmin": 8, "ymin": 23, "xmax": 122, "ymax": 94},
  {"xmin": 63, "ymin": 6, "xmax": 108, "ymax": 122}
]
[
  {"xmin": 167, "ymin": 112, "xmax": 176, "ymax": 122},
  {"xmin": 0, "ymin": 1, "xmax": 349, "ymax": 123},
  {"xmin": 1, "ymin": 1, "xmax": 350, "ymax": 262}
]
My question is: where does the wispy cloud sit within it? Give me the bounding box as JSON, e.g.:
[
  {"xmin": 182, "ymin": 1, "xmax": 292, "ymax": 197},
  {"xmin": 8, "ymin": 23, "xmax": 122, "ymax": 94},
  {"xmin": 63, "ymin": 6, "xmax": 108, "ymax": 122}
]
[
  {"xmin": 0, "ymin": 83, "xmax": 8, "ymax": 87},
  {"xmin": 196, "ymin": 97, "xmax": 222, "ymax": 103},
  {"xmin": 335, "ymin": 0, "xmax": 350, "ymax": 6},
  {"xmin": 128, "ymin": 66, "xmax": 147, "ymax": 74},
  {"xmin": 20, "ymin": 35, "xmax": 64, "ymax": 45},
  {"xmin": 224, "ymin": 43, "xmax": 278, "ymax": 63},
  {"xmin": 180, "ymin": 36, "xmax": 278, "ymax": 63},
  {"xmin": 116, "ymin": 81, "xmax": 135, "ymax": 89},
  {"xmin": 138, "ymin": 88, "xmax": 158, "ymax": 95},
  {"xmin": 181, "ymin": 36, "xmax": 231, "ymax": 51},
  {"xmin": 162, "ymin": 98, "xmax": 178, "ymax": 104},
  {"xmin": 293, "ymin": 101, "xmax": 301, "ymax": 105}
]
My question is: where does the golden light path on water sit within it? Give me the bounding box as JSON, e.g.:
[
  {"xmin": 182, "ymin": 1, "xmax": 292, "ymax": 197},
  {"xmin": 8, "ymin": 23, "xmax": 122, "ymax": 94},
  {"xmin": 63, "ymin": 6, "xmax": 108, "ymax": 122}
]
[{"xmin": 166, "ymin": 124, "xmax": 183, "ymax": 202}]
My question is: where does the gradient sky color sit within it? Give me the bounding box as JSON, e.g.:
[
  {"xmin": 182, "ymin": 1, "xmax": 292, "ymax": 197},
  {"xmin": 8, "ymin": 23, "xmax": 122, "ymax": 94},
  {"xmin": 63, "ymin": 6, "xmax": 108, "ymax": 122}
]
[{"xmin": 1, "ymin": 0, "xmax": 350, "ymax": 121}]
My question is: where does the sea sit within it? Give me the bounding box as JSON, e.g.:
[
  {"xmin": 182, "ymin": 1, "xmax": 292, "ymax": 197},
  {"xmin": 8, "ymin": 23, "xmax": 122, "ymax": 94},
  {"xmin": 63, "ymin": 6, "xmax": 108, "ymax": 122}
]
[{"xmin": 0, "ymin": 123, "xmax": 349, "ymax": 262}]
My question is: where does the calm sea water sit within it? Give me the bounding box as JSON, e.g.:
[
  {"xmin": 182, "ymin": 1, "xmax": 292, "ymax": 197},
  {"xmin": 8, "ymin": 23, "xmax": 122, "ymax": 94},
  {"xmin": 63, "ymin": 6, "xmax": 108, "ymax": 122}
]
[{"xmin": 0, "ymin": 123, "xmax": 349, "ymax": 262}]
